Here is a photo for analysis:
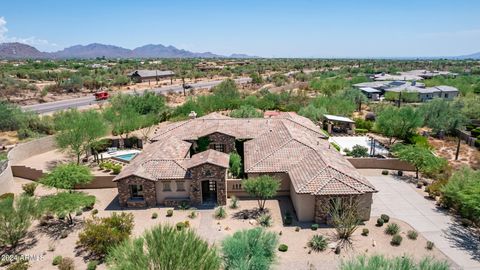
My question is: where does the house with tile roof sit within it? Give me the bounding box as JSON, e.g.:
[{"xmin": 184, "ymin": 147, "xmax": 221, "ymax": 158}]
[{"xmin": 113, "ymin": 112, "xmax": 377, "ymax": 223}]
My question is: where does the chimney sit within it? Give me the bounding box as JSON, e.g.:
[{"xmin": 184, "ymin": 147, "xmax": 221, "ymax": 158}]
[{"xmin": 188, "ymin": 111, "xmax": 197, "ymax": 119}]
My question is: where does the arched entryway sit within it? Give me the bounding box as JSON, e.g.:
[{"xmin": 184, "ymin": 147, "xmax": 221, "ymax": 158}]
[{"xmin": 201, "ymin": 179, "xmax": 217, "ymax": 204}]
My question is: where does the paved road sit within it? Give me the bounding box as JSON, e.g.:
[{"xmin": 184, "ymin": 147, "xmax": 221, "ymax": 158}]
[
  {"xmin": 366, "ymin": 172, "xmax": 480, "ymax": 270},
  {"xmin": 21, "ymin": 77, "xmax": 251, "ymax": 114}
]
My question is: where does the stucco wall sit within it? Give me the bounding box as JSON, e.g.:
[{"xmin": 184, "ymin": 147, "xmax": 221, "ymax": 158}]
[
  {"xmin": 0, "ymin": 161, "xmax": 13, "ymax": 195},
  {"xmin": 155, "ymin": 180, "xmax": 191, "ymax": 204},
  {"xmin": 348, "ymin": 158, "xmax": 415, "ymax": 171},
  {"xmin": 76, "ymin": 176, "xmax": 117, "ymax": 189},
  {"xmin": 290, "ymin": 187, "xmax": 315, "ymax": 222}
]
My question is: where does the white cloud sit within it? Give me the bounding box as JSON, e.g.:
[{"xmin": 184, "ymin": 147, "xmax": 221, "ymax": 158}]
[{"xmin": 0, "ymin": 16, "xmax": 57, "ymax": 48}]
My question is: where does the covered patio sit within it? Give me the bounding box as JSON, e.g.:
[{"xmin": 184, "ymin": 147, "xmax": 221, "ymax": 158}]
[{"xmin": 322, "ymin": 114, "xmax": 356, "ymax": 135}]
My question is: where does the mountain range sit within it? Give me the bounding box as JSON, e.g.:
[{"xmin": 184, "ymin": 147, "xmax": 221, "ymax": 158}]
[{"xmin": 0, "ymin": 42, "xmax": 256, "ymax": 59}]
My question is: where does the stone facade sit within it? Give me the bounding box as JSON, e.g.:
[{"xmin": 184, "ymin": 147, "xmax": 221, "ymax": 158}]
[
  {"xmin": 206, "ymin": 132, "xmax": 236, "ymax": 153},
  {"xmin": 189, "ymin": 163, "xmax": 227, "ymax": 205},
  {"xmin": 117, "ymin": 176, "xmax": 156, "ymax": 208}
]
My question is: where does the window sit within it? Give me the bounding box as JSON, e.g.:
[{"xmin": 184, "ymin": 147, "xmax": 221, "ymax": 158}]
[
  {"xmin": 212, "ymin": 143, "xmax": 226, "ymax": 153},
  {"xmin": 163, "ymin": 181, "xmax": 171, "ymax": 191},
  {"xmin": 130, "ymin": 185, "xmax": 144, "ymax": 200},
  {"xmin": 177, "ymin": 181, "xmax": 185, "ymax": 191}
]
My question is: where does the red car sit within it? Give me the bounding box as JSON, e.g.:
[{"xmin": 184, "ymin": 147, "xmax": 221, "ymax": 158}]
[{"xmin": 94, "ymin": 91, "xmax": 109, "ymax": 100}]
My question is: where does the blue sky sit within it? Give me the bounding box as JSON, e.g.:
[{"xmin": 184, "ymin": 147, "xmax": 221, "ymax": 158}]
[{"xmin": 1, "ymin": 0, "xmax": 479, "ymax": 57}]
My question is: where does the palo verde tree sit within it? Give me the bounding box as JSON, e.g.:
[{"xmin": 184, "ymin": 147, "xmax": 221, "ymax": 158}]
[
  {"xmin": 106, "ymin": 225, "xmax": 221, "ymax": 270},
  {"xmin": 40, "ymin": 163, "xmax": 93, "ymax": 190},
  {"xmin": 375, "ymin": 105, "xmax": 423, "ymax": 145},
  {"xmin": 419, "ymin": 98, "xmax": 467, "ymax": 136},
  {"xmin": 243, "ymin": 175, "xmax": 280, "ymax": 211},
  {"xmin": 39, "ymin": 192, "xmax": 95, "ymax": 225},
  {"xmin": 392, "ymin": 144, "xmax": 445, "ymax": 179},
  {"xmin": 54, "ymin": 109, "xmax": 107, "ymax": 164},
  {"xmin": 0, "ymin": 195, "xmax": 41, "ymax": 249}
]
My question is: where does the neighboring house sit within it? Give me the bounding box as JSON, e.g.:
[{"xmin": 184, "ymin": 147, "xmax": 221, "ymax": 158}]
[
  {"xmin": 113, "ymin": 112, "xmax": 377, "ymax": 223},
  {"xmin": 359, "ymin": 87, "xmax": 381, "ymax": 100},
  {"xmin": 129, "ymin": 70, "xmax": 175, "ymax": 83},
  {"xmin": 370, "ymin": 70, "xmax": 456, "ymax": 81},
  {"xmin": 354, "ymin": 81, "xmax": 459, "ymax": 102},
  {"xmin": 384, "ymin": 84, "xmax": 459, "ymax": 102}
]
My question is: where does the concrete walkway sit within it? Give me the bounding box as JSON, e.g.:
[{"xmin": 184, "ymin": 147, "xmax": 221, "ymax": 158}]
[{"xmin": 365, "ymin": 172, "xmax": 480, "ymax": 270}]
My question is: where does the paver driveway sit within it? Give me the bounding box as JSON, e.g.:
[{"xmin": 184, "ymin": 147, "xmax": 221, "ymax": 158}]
[{"xmin": 365, "ymin": 171, "xmax": 480, "ymax": 270}]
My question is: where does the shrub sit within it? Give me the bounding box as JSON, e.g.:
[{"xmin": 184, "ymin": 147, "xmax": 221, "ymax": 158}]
[
  {"xmin": 188, "ymin": 211, "xmax": 197, "ymax": 219},
  {"xmin": 92, "ymin": 209, "xmax": 98, "ymax": 215},
  {"xmin": 311, "ymin": 223, "xmax": 319, "ymax": 230},
  {"xmin": 257, "ymin": 214, "xmax": 273, "ymax": 227},
  {"xmin": 308, "ymin": 235, "xmax": 328, "ymax": 252},
  {"xmin": 111, "ymin": 164, "xmax": 122, "ymax": 174},
  {"xmin": 178, "ymin": 201, "xmax": 190, "ymax": 210},
  {"xmin": 214, "ymin": 206, "xmax": 226, "ymax": 219},
  {"xmin": 86, "ymin": 260, "xmax": 98, "ymax": 270},
  {"xmin": 151, "ymin": 212, "xmax": 158, "ymax": 219},
  {"xmin": 295, "ymin": 226, "xmax": 300, "ymax": 232},
  {"xmin": 0, "ymin": 193, "xmax": 14, "ymax": 200},
  {"xmin": 407, "ymin": 230, "xmax": 418, "ymax": 240},
  {"xmin": 278, "ymin": 244, "xmax": 288, "ymax": 252},
  {"xmin": 354, "ymin": 128, "xmax": 368, "ymax": 134},
  {"xmin": 58, "ymin": 257, "xmax": 74, "ymax": 270},
  {"xmin": 361, "ymin": 228, "xmax": 369, "ymax": 236},
  {"xmin": 106, "ymin": 225, "xmax": 221, "ymax": 270},
  {"xmin": 222, "ymin": 228, "xmax": 278, "ymax": 270},
  {"xmin": 391, "ymin": 234, "xmax": 403, "ymax": 246},
  {"xmin": 385, "ymin": 223, "xmax": 400, "ymax": 235},
  {"xmin": 376, "ymin": 218, "xmax": 384, "ymax": 227},
  {"xmin": 348, "ymin": 144, "xmax": 369, "ymax": 157},
  {"xmin": 77, "ymin": 212, "xmax": 134, "ymax": 258},
  {"xmin": 176, "ymin": 222, "xmax": 186, "ymax": 231},
  {"xmin": 75, "ymin": 210, "xmax": 82, "ymax": 216},
  {"xmin": 229, "ymin": 196, "xmax": 239, "ymax": 209},
  {"xmin": 331, "ymin": 142, "xmax": 341, "ymax": 151},
  {"xmin": 441, "ymin": 167, "xmax": 480, "ymax": 223},
  {"xmin": 426, "ymin": 241, "xmax": 435, "ymax": 250},
  {"xmin": 6, "ymin": 260, "xmax": 29, "ymax": 270},
  {"xmin": 229, "ymin": 152, "xmax": 242, "ymax": 178},
  {"xmin": 380, "ymin": 214, "xmax": 390, "ymax": 223},
  {"xmin": 166, "ymin": 209, "xmax": 173, "ymax": 217},
  {"xmin": 340, "ymin": 255, "xmax": 450, "ymax": 270},
  {"xmin": 52, "ymin": 255, "xmax": 62, "ymax": 266},
  {"xmin": 21, "ymin": 183, "xmax": 37, "ymax": 196},
  {"xmin": 382, "ymin": 170, "xmax": 389, "ymax": 175}
]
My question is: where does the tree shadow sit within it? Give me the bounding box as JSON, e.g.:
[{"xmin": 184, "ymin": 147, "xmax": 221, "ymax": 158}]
[
  {"xmin": 443, "ymin": 221, "xmax": 480, "ymax": 262},
  {"xmin": 0, "ymin": 231, "xmax": 39, "ymax": 256},
  {"xmin": 36, "ymin": 217, "xmax": 83, "ymax": 240},
  {"xmin": 232, "ymin": 208, "xmax": 269, "ymax": 220}
]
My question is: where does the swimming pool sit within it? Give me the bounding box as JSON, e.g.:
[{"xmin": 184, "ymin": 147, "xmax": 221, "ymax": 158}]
[{"xmin": 114, "ymin": 153, "xmax": 138, "ymax": 162}]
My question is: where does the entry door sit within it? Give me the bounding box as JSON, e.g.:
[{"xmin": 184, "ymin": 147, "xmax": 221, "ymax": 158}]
[{"xmin": 201, "ymin": 180, "xmax": 217, "ymax": 203}]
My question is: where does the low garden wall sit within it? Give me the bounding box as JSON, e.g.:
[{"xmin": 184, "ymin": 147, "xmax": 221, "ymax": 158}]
[
  {"xmin": 347, "ymin": 157, "xmax": 415, "ymax": 171},
  {"xmin": 8, "ymin": 136, "xmax": 56, "ymax": 165},
  {"xmin": 75, "ymin": 176, "xmax": 116, "ymax": 189}
]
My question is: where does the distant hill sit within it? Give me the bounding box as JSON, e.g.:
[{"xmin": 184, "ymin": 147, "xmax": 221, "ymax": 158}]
[
  {"xmin": 455, "ymin": 52, "xmax": 480, "ymax": 59},
  {"xmin": 0, "ymin": 42, "xmax": 46, "ymax": 59},
  {"xmin": 0, "ymin": 42, "xmax": 256, "ymax": 59}
]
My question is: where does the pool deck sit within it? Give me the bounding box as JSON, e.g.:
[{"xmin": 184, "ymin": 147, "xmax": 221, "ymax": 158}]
[{"xmin": 329, "ymin": 136, "xmax": 389, "ymax": 156}]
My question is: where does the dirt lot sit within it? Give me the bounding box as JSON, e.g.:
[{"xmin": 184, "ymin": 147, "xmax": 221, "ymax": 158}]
[
  {"xmin": 429, "ymin": 137, "xmax": 480, "ymax": 170},
  {"xmin": 2, "ymin": 178, "xmax": 453, "ymax": 270}
]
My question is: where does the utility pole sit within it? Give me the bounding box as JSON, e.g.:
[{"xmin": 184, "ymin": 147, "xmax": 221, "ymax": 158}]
[{"xmin": 455, "ymin": 136, "xmax": 461, "ymax": 161}]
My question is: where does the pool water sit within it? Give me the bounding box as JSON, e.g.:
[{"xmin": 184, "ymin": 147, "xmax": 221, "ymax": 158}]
[{"xmin": 114, "ymin": 153, "xmax": 138, "ymax": 162}]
